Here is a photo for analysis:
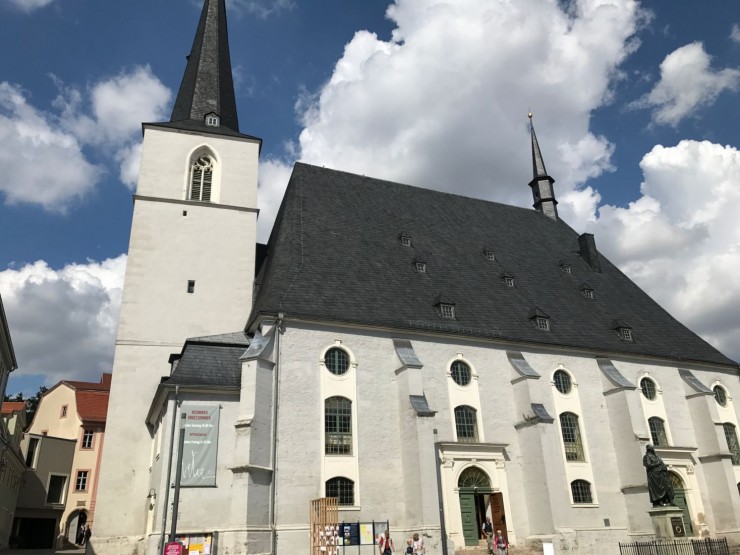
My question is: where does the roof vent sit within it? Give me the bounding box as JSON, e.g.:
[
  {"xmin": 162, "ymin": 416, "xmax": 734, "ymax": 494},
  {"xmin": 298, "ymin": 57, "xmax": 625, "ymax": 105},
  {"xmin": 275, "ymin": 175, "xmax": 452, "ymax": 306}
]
[{"xmin": 578, "ymin": 233, "xmax": 602, "ymax": 273}]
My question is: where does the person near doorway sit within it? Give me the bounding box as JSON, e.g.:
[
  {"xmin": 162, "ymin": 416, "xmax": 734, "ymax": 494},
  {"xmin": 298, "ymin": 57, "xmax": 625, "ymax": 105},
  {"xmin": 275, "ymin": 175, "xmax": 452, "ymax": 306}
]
[
  {"xmin": 82, "ymin": 525, "xmax": 92, "ymax": 546},
  {"xmin": 412, "ymin": 533, "xmax": 425, "ymax": 555},
  {"xmin": 494, "ymin": 530, "xmax": 508, "ymax": 555},
  {"xmin": 482, "ymin": 517, "xmax": 494, "ymax": 553},
  {"xmin": 76, "ymin": 523, "xmax": 85, "ymax": 545},
  {"xmin": 379, "ymin": 529, "xmax": 394, "ymax": 555}
]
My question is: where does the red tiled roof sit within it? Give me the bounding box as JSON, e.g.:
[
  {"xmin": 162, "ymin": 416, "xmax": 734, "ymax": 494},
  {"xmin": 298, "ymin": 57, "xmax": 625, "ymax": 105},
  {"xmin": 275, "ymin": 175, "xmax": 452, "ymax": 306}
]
[
  {"xmin": 63, "ymin": 373, "xmax": 112, "ymax": 392},
  {"xmin": 1, "ymin": 401, "xmax": 26, "ymax": 415},
  {"xmin": 75, "ymin": 390, "xmax": 109, "ymax": 423}
]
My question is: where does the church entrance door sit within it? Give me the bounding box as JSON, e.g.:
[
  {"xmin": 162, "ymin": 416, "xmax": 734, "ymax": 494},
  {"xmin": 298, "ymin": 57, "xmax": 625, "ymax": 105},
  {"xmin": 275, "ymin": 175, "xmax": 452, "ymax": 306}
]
[
  {"xmin": 458, "ymin": 467, "xmax": 493, "ymax": 546},
  {"xmin": 490, "ymin": 492, "xmax": 507, "ymax": 543},
  {"xmin": 669, "ymin": 472, "xmax": 693, "ymax": 535}
]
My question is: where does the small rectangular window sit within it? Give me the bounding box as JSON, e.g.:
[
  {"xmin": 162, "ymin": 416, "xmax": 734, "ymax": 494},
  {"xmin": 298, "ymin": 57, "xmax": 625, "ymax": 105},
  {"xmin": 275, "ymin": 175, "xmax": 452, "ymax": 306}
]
[
  {"xmin": 25, "ymin": 437, "xmax": 39, "ymax": 468},
  {"xmin": 400, "ymin": 235, "xmax": 412, "ymax": 247},
  {"xmin": 440, "ymin": 304, "xmax": 455, "ymax": 319},
  {"xmin": 60, "ymin": 405, "xmax": 68, "ymax": 418},
  {"xmin": 618, "ymin": 328, "xmax": 633, "ymax": 341},
  {"xmin": 187, "ymin": 280, "xmax": 195, "ymax": 294},
  {"xmin": 81, "ymin": 429, "xmax": 94, "ymax": 449},
  {"xmin": 503, "ymin": 277, "xmax": 515, "ymax": 288},
  {"xmin": 75, "ymin": 470, "xmax": 89, "ymax": 492},
  {"xmin": 536, "ymin": 317, "xmax": 550, "ymax": 331},
  {"xmin": 415, "ymin": 261, "xmax": 427, "ymax": 273}
]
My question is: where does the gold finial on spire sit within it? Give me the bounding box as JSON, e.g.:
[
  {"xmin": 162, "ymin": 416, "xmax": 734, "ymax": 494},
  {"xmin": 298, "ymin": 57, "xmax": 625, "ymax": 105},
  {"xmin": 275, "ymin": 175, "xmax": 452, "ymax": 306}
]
[{"xmin": 528, "ymin": 110, "xmax": 533, "ymax": 120}]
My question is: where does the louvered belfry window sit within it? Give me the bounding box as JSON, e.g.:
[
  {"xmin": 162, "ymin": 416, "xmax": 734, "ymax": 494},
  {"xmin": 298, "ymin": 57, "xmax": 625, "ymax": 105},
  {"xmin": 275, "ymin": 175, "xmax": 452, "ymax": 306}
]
[{"xmin": 190, "ymin": 155, "xmax": 214, "ymax": 201}]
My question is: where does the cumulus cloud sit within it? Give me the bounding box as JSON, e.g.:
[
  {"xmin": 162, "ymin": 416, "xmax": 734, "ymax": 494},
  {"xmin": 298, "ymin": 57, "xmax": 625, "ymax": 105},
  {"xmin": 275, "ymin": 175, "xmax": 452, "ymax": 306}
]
[
  {"xmin": 0, "ymin": 83, "xmax": 103, "ymax": 211},
  {"xmin": 0, "ymin": 66, "xmax": 171, "ymax": 209},
  {"xmin": 586, "ymin": 141, "xmax": 740, "ymax": 361},
  {"xmin": 258, "ymin": 0, "xmax": 647, "ymax": 240},
  {"xmin": 630, "ymin": 42, "xmax": 740, "ymax": 126},
  {"xmin": 731, "ymin": 24, "xmax": 740, "ymax": 43},
  {"xmin": 0, "ymin": 255, "xmax": 126, "ymax": 387},
  {"xmin": 6, "ymin": 0, "xmax": 54, "ymax": 12}
]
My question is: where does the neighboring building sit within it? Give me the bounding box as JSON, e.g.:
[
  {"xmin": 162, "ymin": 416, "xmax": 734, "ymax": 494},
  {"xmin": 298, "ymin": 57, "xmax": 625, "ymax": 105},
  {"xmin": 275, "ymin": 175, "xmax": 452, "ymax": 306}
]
[
  {"xmin": 0, "ymin": 402, "xmax": 26, "ymax": 549},
  {"xmin": 0, "ymin": 293, "xmax": 20, "ymax": 549},
  {"xmin": 93, "ymin": 1, "xmax": 740, "ymax": 555},
  {"xmin": 14, "ymin": 374, "xmax": 110, "ymax": 548}
]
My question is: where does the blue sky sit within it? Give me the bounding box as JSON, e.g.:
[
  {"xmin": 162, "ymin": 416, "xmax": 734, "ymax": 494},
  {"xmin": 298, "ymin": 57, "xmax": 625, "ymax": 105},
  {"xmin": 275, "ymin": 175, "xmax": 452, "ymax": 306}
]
[{"xmin": 0, "ymin": 0, "xmax": 738, "ymax": 395}]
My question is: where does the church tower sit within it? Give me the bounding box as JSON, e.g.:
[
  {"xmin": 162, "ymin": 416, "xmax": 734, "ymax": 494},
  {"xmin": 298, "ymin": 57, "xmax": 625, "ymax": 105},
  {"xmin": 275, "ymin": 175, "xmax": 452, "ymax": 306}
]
[
  {"xmin": 93, "ymin": 0, "xmax": 260, "ymax": 548},
  {"xmin": 528, "ymin": 113, "xmax": 558, "ymax": 220}
]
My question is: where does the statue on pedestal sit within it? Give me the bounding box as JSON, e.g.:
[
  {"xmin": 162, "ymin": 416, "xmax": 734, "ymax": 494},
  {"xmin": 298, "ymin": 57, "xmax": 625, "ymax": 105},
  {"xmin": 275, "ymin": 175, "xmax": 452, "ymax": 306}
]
[{"xmin": 643, "ymin": 444, "xmax": 675, "ymax": 507}]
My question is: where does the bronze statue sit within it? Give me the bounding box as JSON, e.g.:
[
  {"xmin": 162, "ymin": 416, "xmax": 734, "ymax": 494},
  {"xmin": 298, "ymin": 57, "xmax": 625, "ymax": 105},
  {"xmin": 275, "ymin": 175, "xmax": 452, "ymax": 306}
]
[{"xmin": 643, "ymin": 444, "xmax": 675, "ymax": 507}]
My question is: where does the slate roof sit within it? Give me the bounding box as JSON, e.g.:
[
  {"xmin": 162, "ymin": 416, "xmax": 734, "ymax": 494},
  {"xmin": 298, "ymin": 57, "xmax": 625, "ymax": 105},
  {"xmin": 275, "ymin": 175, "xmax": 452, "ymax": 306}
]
[
  {"xmin": 249, "ymin": 163, "xmax": 736, "ymax": 368},
  {"xmin": 166, "ymin": 332, "xmax": 248, "ymax": 388},
  {"xmin": 169, "ymin": 0, "xmax": 241, "ymax": 134}
]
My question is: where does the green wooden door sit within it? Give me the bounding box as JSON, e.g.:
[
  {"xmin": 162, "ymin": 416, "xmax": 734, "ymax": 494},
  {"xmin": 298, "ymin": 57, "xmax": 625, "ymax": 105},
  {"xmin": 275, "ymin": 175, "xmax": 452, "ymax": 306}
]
[
  {"xmin": 669, "ymin": 473, "xmax": 693, "ymax": 535},
  {"xmin": 459, "ymin": 493, "xmax": 478, "ymax": 546}
]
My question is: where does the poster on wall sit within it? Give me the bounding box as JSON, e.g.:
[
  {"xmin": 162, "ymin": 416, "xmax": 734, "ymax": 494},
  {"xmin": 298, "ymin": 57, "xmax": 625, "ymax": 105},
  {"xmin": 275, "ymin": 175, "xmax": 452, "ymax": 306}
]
[
  {"xmin": 180, "ymin": 405, "xmax": 220, "ymax": 486},
  {"xmin": 359, "ymin": 524, "xmax": 373, "ymax": 545}
]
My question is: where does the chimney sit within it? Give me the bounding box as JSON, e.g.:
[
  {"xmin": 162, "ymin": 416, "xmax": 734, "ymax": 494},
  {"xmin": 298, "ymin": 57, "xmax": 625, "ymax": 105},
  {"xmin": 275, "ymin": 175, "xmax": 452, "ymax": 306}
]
[{"xmin": 578, "ymin": 233, "xmax": 601, "ymax": 273}]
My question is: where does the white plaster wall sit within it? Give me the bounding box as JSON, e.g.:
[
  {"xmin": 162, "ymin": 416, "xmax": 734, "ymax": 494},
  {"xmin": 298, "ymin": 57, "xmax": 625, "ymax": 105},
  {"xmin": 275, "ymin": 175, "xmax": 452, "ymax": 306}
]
[{"xmin": 28, "ymin": 386, "xmax": 80, "ymax": 439}]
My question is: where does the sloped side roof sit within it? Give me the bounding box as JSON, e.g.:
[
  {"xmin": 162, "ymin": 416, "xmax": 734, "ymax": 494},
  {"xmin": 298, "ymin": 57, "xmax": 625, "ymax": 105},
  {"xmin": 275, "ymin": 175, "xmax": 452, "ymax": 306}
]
[
  {"xmin": 75, "ymin": 391, "xmax": 109, "ymax": 423},
  {"xmin": 250, "ymin": 163, "xmax": 735, "ymax": 368},
  {"xmin": 166, "ymin": 333, "xmax": 248, "ymax": 388},
  {"xmin": 63, "ymin": 374, "xmax": 111, "ymax": 392},
  {"xmin": 1, "ymin": 401, "xmax": 26, "ymax": 415}
]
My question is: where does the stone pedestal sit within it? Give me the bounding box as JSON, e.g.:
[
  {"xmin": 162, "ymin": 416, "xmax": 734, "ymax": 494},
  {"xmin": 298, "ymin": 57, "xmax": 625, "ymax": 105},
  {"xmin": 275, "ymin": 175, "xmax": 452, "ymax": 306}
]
[{"xmin": 648, "ymin": 506, "xmax": 687, "ymax": 538}]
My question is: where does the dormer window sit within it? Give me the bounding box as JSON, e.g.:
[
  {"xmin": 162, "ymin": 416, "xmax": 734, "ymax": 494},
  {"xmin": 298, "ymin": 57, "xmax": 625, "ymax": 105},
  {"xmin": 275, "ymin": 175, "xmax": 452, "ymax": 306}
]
[
  {"xmin": 529, "ymin": 307, "xmax": 550, "ymax": 331},
  {"xmin": 440, "ymin": 303, "xmax": 455, "ymax": 319},
  {"xmin": 399, "ymin": 234, "xmax": 412, "ymax": 247},
  {"xmin": 483, "ymin": 249, "xmax": 495, "ymax": 261},
  {"xmin": 205, "ymin": 114, "xmax": 220, "ymax": 127},
  {"xmin": 501, "ymin": 273, "xmax": 515, "ymax": 288},
  {"xmin": 189, "ymin": 154, "xmax": 214, "ymax": 202},
  {"xmin": 560, "ymin": 263, "xmax": 572, "ymax": 274},
  {"xmin": 612, "ymin": 320, "xmax": 633, "ymax": 342},
  {"xmin": 581, "ymin": 284, "xmax": 594, "ymax": 299},
  {"xmin": 414, "ymin": 261, "xmax": 427, "ymax": 273}
]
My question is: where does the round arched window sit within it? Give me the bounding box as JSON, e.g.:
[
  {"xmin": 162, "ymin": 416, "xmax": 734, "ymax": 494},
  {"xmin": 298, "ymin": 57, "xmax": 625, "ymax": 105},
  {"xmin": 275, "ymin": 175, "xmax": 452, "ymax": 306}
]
[
  {"xmin": 324, "ymin": 348, "xmax": 350, "ymax": 376},
  {"xmin": 451, "ymin": 361, "xmax": 471, "ymax": 386},
  {"xmin": 640, "ymin": 377, "xmax": 657, "ymax": 400},
  {"xmin": 714, "ymin": 385, "xmax": 728, "ymax": 407},
  {"xmin": 553, "ymin": 370, "xmax": 572, "ymax": 394}
]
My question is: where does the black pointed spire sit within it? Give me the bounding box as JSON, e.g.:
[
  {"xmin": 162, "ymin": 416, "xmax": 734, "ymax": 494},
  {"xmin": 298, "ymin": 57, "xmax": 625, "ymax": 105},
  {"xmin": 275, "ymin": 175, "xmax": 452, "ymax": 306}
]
[
  {"xmin": 528, "ymin": 113, "xmax": 558, "ymax": 220},
  {"xmin": 170, "ymin": 0, "xmax": 239, "ymax": 132}
]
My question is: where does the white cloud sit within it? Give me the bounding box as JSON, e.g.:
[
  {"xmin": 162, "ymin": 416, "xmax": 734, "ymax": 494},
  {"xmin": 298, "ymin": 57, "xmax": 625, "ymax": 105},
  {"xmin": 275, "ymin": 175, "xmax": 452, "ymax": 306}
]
[
  {"xmin": 0, "ymin": 255, "xmax": 127, "ymax": 386},
  {"xmin": 0, "ymin": 83, "xmax": 103, "ymax": 211},
  {"xmin": 731, "ymin": 24, "xmax": 740, "ymax": 43},
  {"xmin": 585, "ymin": 141, "xmax": 740, "ymax": 361},
  {"xmin": 228, "ymin": 0, "xmax": 295, "ymax": 19},
  {"xmin": 0, "ymin": 66, "xmax": 171, "ymax": 209},
  {"xmin": 259, "ymin": 0, "xmax": 644, "ymax": 235},
  {"xmin": 630, "ymin": 42, "xmax": 740, "ymax": 126},
  {"xmin": 6, "ymin": 0, "xmax": 54, "ymax": 12}
]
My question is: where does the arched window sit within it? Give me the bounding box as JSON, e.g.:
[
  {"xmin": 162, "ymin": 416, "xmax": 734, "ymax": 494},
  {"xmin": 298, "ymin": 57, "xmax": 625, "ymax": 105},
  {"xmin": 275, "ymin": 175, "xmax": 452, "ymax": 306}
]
[
  {"xmin": 454, "ymin": 406, "xmax": 478, "ymax": 443},
  {"xmin": 189, "ymin": 153, "xmax": 214, "ymax": 201},
  {"xmin": 326, "ymin": 477, "xmax": 354, "ymax": 506},
  {"xmin": 723, "ymin": 423, "xmax": 740, "ymax": 465},
  {"xmin": 325, "ymin": 397, "xmax": 352, "ymax": 455},
  {"xmin": 458, "ymin": 467, "xmax": 491, "ymax": 489},
  {"xmin": 559, "ymin": 412, "xmax": 585, "ymax": 461},
  {"xmin": 571, "ymin": 480, "xmax": 593, "ymax": 504},
  {"xmin": 649, "ymin": 417, "xmax": 669, "ymax": 447}
]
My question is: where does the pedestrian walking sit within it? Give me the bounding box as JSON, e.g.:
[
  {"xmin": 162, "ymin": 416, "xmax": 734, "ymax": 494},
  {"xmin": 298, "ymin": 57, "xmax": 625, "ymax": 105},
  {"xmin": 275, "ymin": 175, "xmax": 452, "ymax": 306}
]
[
  {"xmin": 481, "ymin": 517, "xmax": 493, "ymax": 553},
  {"xmin": 494, "ymin": 530, "xmax": 508, "ymax": 555},
  {"xmin": 379, "ymin": 529, "xmax": 394, "ymax": 555},
  {"xmin": 83, "ymin": 525, "xmax": 92, "ymax": 546},
  {"xmin": 412, "ymin": 533, "xmax": 425, "ymax": 555}
]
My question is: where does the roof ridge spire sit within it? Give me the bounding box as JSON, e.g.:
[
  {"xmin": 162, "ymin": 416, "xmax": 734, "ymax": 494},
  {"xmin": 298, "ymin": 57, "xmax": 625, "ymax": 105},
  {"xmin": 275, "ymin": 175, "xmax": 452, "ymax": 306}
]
[
  {"xmin": 529, "ymin": 112, "xmax": 548, "ymax": 179},
  {"xmin": 527, "ymin": 112, "xmax": 559, "ymax": 220},
  {"xmin": 170, "ymin": 0, "xmax": 240, "ymax": 132}
]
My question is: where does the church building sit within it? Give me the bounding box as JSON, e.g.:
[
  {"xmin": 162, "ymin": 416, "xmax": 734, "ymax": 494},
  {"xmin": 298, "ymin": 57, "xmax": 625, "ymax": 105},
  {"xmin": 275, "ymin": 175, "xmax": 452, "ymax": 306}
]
[{"xmin": 91, "ymin": 1, "xmax": 740, "ymax": 554}]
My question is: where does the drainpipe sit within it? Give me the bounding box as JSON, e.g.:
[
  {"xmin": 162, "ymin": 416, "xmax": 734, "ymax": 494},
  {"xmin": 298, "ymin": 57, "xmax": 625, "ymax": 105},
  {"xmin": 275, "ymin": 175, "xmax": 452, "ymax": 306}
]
[
  {"xmin": 270, "ymin": 313, "xmax": 284, "ymax": 554},
  {"xmin": 160, "ymin": 386, "xmax": 179, "ymax": 554},
  {"xmin": 433, "ymin": 429, "xmax": 448, "ymax": 555}
]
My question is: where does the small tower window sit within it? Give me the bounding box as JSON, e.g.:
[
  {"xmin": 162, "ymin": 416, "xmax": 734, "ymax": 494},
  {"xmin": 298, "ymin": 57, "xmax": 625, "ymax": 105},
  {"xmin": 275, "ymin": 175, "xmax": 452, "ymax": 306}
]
[
  {"xmin": 189, "ymin": 154, "xmax": 214, "ymax": 202},
  {"xmin": 205, "ymin": 114, "xmax": 220, "ymax": 127},
  {"xmin": 187, "ymin": 280, "xmax": 195, "ymax": 294}
]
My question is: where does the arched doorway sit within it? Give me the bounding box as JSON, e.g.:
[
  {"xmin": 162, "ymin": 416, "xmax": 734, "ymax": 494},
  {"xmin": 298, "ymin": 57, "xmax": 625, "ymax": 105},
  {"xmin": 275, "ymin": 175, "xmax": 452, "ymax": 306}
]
[
  {"xmin": 669, "ymin": 472, "xmax": 693, "ymax": 535},
  {"xmin": 458, "ymin": 467, "xmax": 494, "ymax": 546},
  {"xmin": 66, "ymin": 510, "xmax": 87, "ymax": 544}
]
